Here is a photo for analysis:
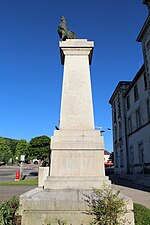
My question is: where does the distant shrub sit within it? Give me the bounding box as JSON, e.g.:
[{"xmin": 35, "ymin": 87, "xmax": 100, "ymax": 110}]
[
  {"xmin": 0, "ymin": 196, "xmax": 19, "ymax": 225},
  {"xmin": 84, "ymin": 184, "xmax": 129, "ymax": 225}
]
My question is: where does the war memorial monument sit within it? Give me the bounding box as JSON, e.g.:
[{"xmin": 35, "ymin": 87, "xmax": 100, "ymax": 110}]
[{"xmin": 20, "ymin": 17, "xmax": 134, "ymax": 225}]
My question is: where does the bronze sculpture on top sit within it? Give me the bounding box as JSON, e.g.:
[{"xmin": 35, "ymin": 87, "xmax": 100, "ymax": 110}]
[
  {"xmin": 143, "ymin": 0, "xmax": 150, "ymax": 9},
  {"xmin": 143, "ymin": 0, "xmax": 150, "ymax": 11},
  {"xmin": 143, "ymin": 0, "xmax": 150, "ymax": 4},
  {"xmin": 58, "ymin": 16, "xmax": 76, "ymax": 41}
]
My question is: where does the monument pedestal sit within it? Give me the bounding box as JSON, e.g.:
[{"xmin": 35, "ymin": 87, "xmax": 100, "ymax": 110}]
[
  {"xmin": 44, "ymin": 129, "xmax": 110, "ymax": 190},
  {"xmin": 20, "ymin": 39, "xmax": 134, "ymax": 225},
  {"xmin": 20, "ymin": 188, "xmax": 134, "ymax": 225}
]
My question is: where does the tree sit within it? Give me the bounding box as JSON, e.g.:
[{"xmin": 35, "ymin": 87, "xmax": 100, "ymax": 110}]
[
  {"xmin": 108, "ymin": 152, "xmax": 114, "ymax": 163},
  {"xmin": 29, "ymin": 135, "xmax": 50, "ymax": 160},
  {"xmin": 5, "ymin": 138, "xmax": 18, "ymax": 156},
  {"xmin": 0, "ymin": 138, "xmax": 12, "ymax": 163},
  {"xmin": 0, "ymin": 137, "xmax": 19, "ymax": 161},
  {"xmin": 15, "ymin": 139, "xmax": 29, "ymax": 160}
]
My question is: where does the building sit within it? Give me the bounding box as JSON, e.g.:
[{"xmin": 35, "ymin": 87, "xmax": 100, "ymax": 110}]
[
  {"xmin": 109, "ymin": 2, "xmax": 150, "ymax": 174},
  {"xmin": 104, "ymin": 150, "xmax": 110, "ymax": 163},
  {"xmin": 104, "ymin": 150, "xmax": 113, "ymax": 169}
]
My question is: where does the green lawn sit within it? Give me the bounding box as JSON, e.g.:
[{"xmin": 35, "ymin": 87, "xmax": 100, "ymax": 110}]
[
  {"xmin": 0, "ymin": 178, "xmax": 38, "ymax": 186},
  {"xmin": 134, "ymin": 203, "xmax": 150, "ymax": 225}
]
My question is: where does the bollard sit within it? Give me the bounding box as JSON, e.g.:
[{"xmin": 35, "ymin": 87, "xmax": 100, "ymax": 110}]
[{"xmin": 15, "ymin": 171, "xmax": 20, "ymax": 181}]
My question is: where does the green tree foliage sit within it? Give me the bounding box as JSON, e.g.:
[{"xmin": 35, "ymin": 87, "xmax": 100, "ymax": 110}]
[
  {"xmin": 0, "ymin": 137, "xmax": 19, "ymax": 162},
  {"xmin": 29, "ymin": 135, "xmax": 50, "ymax": 160},
  {"xmin": 0, "ymin": 135, "xmax": 51, "ymax": 164},
  {"xmin": 108, "ymin": 152, "xmax": 114, "ymax": 163},
  {"xmin": 15, "ymin": 139, "xmax": 29, "ymax": 160},
  {"xmin": 5, "ymin": 138, "xmax": 18, "ymax": 156},
  {"xmin": 0, "ymin": 138, "xmax": 12, "ymax": 163}
]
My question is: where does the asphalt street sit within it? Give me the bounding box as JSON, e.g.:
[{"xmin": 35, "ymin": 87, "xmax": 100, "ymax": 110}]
[
  {"xmin": 0, "ymin": 167, "xmax": 149, "ymax": 209},
  {"xmin": 0, "ymin": 165, "xmax": 38, "ymax": 182},
  {"xmin": 0, "ymin": 185, "xmax": 35, "ymax": 202},
  {"xmin": 0, "ymin": 165, "xmax": 38, "ymax": 202}
]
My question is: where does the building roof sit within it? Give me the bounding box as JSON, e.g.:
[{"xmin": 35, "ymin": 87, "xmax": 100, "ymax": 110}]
[
  {"xmin": 109, "ymin": 64, "xmax": 145, "ymax": 104},
  {"xmin": 124, "ymin": 64, "xmax": 145, "ymax": 97},
  {"xmin": 137, "ymin": 15, "xmax": 150, "ymax": 42},
  {"xmin": 104, "ymin": 150, "xmax": 110, "ymax": 155},
  {"xmin": 109, "ymin": 81, "xmax": 131, "ymax": 105},
  {"xmin": 143, "ymin": 0, "xmax": 150, "ymax": 3}
]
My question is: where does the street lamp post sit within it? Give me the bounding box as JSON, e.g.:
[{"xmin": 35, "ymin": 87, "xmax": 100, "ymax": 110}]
[{"xmin": 20, "ymin": 155, "xmax": 25, "ymax": 180}]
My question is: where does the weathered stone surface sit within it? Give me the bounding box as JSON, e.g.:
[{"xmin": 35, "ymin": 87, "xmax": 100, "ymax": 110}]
[
  {"xmin": 20, "ymin": 188, "xmax": 134, "ymax": 225},
  {"xmin": 50, "ymin": 130, "xmax": 105, "ymax": 177},
  {"xmin": 50, "ymin": 40, "xmax": 106, "ymax": 180},
  {"xmin": 44, "ymin": 176, "xmax": 110, "ymax": 190},
  {"xmin": 38, "ymin": 167, "xmax": 49, "ymax": 187},
  {"xmin": 59, "ymin": 40, "xmax": 94, "ymax": 130}
]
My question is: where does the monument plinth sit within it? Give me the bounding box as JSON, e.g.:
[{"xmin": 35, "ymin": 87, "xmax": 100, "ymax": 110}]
[{"xmin": 20, "ymin": 39, "xmax": 134, "ymax": 225}]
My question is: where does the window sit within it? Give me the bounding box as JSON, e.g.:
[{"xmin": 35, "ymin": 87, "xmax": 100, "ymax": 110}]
[
  {"xmin": 129, "ymin": 145, "xmax": 134, "ymax": 168},
  {"xmin": 114, "ymin": 109, "xmax": 117, "ymax": 123},
  {"xmin": 115, "ymin": 151, "xmax": 118, "ymax": 168},
  {"xmin": 128, "ymin": 116, "xmax": 132, "ymax": 134},
  {"xmin": 134, "ymin": 85, "xmax": 139, "ymax": 102},
  {"xmin": 114, "ymin": 125, "xmax": 117, "ymax": 141},
  {"xmin": 120, "ymin": 149, "xmax": 124, "ymax": 167},
  {"xmin": 136, "ymin": 109, "xmax": 141, "ymax": 129},
  {"xmin": 147, "ymin": 99, "xmax": 150, "ymax": 120},
  {"xmin": 117, "ymin": 98, "xmax": 121, "ymax": 118},
  {"xmin": 144, "ymin": 72, "xmax": 148, "ymax": 89},
  {"xmin": 138, "ymin": 141, "xmax": 144, "ymax": 164},
  {"xmin": 146, "ymin": 39, "xmax": 150, "ymax": 52},
  {"xmin": 119, "ymin": 121, "xmax": 122, "ymax": 139},
  {"xmin": 126, "ymin": 95, "xmax": 130, "ymax": 110}
]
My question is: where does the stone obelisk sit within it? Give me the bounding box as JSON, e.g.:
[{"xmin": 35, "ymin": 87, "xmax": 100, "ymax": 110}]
[
  {"xmin": 44, "ymin": 39, "xmax": 109, "ymax": 190},
  {"xmin": 20, "ymin": 38, "xmax": 134, "ymax": 225},
  {"xmin": 20, "ymin": 39, "xmax": 110, "ymax": 225},
  {"xmin": 20, "ymin": 16, "xmax": 134, "ymax": 225}
]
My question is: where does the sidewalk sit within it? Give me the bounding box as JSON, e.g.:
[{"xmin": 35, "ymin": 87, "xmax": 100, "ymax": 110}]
[
  {"xmin": 108, "ymin": 174, "xmax": 150, "ymax": 209},
  {"xmin": 118, "ymin": 174, "xmax": 150, "ymax": 188},
  {"xmin": 0, "ymin": 186, "xmax": 35, "ymax": 202}
]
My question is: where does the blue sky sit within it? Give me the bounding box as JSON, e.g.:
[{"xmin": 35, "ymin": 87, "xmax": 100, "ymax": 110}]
[{"xmin": 0, "ymin": 0, "xmax": 148, "ymax": 152}]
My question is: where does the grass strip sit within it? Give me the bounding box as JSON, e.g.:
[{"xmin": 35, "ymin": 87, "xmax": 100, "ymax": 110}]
[
  {"xmin": 0, "ymin": 178, "xmax": 38, "ymax": 186},
  {"xmin": 134, "ymin": 203, "xmax": 150, "ymax": 225}
]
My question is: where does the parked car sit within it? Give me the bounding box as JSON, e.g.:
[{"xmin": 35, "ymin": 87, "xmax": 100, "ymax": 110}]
[
  {"xmin": 105, "ymin": 167, "xmax": 114, "ymax": 175},
  {"xmin": 33, "ymin": 159, "xmax": 39, "ymax": 165},
  {"xmin": 0, "ymin": 161, "xmax": 6, "ymax": 166},
  {"xmin": 24, "ymin": 159, "xmax": 31, "ymax": 164}
]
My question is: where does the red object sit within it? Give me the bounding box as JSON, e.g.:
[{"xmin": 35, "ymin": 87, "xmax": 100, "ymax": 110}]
[
  {"xmin": 104, "ymin": 162, "xmax": 113, "ymax": 168},
  {"xmin": 15, "ymin": 171, "xmax": 20, "ymax": 181}
]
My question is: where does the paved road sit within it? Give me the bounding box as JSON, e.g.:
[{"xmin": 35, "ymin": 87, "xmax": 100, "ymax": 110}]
[
  {"xmin": 0, "ymin": 165, "xmax": 38, "ymax": 202},
  {"xmin": 0, "ymin": 174, "xmax": 149, "ymax": 209},
  {"xmin": 0, "ymin": 184, "xmax": 149, "ymax": 209},
  {"xmin": 0, "ymin": 186, "xmax": 35, "ymax": 202},
  {"xmin": 0, "ymin": 165, "xmax": 38, "ymax": 182}
]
